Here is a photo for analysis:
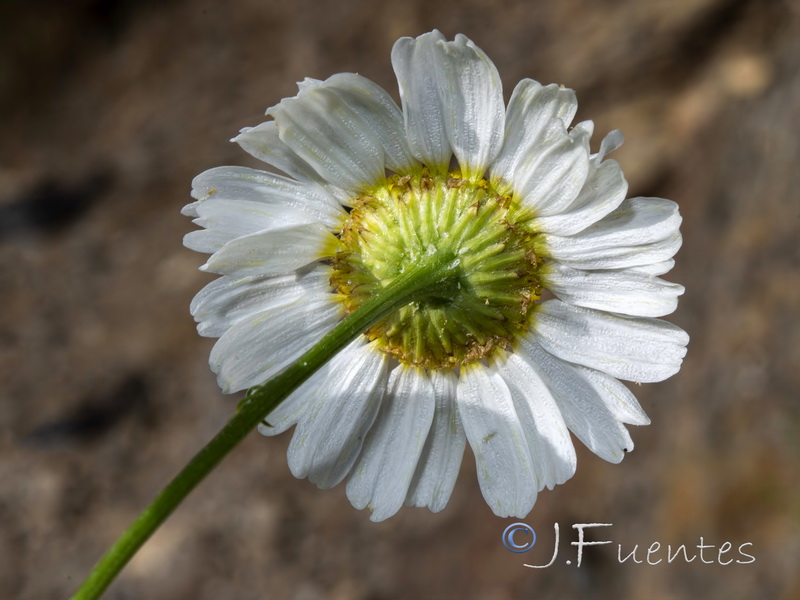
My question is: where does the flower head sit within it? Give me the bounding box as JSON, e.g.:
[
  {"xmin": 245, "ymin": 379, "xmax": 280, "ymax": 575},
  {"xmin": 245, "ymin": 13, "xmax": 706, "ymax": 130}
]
[{"xmin": 184, "ymin": 30, "xmax": 688, "ymax": 521}]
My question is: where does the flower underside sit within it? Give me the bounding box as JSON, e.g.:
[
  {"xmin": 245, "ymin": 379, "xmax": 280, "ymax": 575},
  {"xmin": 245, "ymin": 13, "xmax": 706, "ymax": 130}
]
[
  {"xmin": 183, "ymin": 29, "xmax": 690, "ymax": 524},
  {"xmin": 331, "ymin": 171, "xmax": 543, "ymax": 369}
]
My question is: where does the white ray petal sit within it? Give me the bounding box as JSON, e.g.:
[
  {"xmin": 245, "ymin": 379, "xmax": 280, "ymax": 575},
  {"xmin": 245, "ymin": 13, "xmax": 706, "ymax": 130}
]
[
  {"xmin": 490, "ymin": 79, "xmax": 578, "ymax": 191},
  {"xmin": 181, "ymin": 200, "xmax": 201, "ymax": 218},
  {"xmin": 592, "ymin": 129, "xmax": 624, "ymax": 165},
  {"xmin": 321, "ymin": 73, "xmax": 419, "ymax": 174},
  {"xmin": 513, "ymin": 120, "xmax": 591, "ymax": 216},
  {"xmin": 531, "ymin": 158, "xmax": 628, "ymax": 236},
  {"xmin": 210, "ymin": 295, "xmax": 342, "ymax": 393},
  {"xmin": 201, "ymin": 223, "xmax": 337, "ymax": 277},
  {"xmin": 456, "ymin": 364, "xmax": 537, "ymax": 518},
  {"xmin": 539, "ymin": 197, "xmax": 683, "ymax": 269},
  {"xmin": 287, "ymin": 338, "xmax": 388, "ymax": 489},
  {"xmin": 184, "ymin": 199, "xmax": 322, "ymax": 255},
  {"xmin": 405, "ymin": 369, "xmax": 466, "ymax": 513},
  {"xmin": 497, "ymin": 352, "xmax": 577, "ymax": 490},
  {"xmin": 391, "ymin": 30, "xmax": 452, "ymax": 171},
  {"xmin": 430, "ymin": 33, "xmax": 505, "ymax": 179},
  {"xmin": 346, "ymin": 365, "xmax": 435, "ymax": 522},
  {"xmin": 190, "ymin": 166, "xmax": 346, "ymax": 229},
  {"xmin": 190, "ymin": 264, "xmax": 331, "ymax": 338},
  {"xmin": 543, "ymin": 262, "xmax": 685, "ymax": 317},
  {"xmin": 232, "ymin": 121, "xmax": 326, "ymax": 184},
  {"xmin": 257, "ymin": 362, "xmax": 332, "ymax": 438},
  {"xmin": 267, "ymin": 83, "xmax": 386, "ymax": 192},
  {"xmin": 532, "ymin": 300, "xmax": 689, "ymax": 383},
  {"xmin": 572, "ymin": 366, "xmax": 650, "ymax": 426},
  {"xmin": 626, "ymin": 259, "xmax": 676, "ymax": 276},
  {"xmin": 517, "ymin": 336, "xmax": 635, "ymax": 463}
]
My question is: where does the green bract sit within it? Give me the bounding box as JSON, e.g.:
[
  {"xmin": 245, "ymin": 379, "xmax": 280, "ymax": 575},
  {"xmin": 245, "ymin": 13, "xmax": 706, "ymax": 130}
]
[{"xmin": 332, "ymin": 171, "xmax": 542, "ymax": 368}]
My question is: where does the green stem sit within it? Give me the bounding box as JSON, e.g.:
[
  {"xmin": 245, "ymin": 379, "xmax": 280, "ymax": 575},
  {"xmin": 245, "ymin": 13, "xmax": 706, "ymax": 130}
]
[{"xmin": 70, "ymin": 251, "xmax": 461, "ymax": 600}]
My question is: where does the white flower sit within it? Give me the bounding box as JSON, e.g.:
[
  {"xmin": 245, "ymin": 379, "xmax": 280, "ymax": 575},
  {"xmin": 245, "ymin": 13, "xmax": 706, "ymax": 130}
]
[{"xmin": 184, "ymin": 30, "xmax": 689, "ymax": 521}]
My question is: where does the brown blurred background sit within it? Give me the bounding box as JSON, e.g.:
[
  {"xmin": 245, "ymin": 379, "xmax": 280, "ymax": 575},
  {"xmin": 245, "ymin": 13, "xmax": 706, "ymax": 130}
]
[{"xmin": 1, "ymin": 0, "xmax": 799, "ymax": 598}]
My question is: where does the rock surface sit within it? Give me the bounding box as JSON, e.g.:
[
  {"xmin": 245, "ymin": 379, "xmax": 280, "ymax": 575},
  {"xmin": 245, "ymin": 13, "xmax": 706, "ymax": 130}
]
[{"xmin": 1, "ymin": 0, "xmax": 798, "ymax": 598}]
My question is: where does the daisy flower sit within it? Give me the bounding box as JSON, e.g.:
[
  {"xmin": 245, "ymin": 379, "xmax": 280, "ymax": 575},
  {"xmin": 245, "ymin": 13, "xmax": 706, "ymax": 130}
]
[{"xmin": 183, "ymin": 30, "xmax": 688, "ymax": 521}]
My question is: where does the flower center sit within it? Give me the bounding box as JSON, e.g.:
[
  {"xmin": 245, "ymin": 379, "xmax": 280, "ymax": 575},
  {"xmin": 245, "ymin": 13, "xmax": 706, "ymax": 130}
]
[{"xmin": 331, "ymin": 172, "xmax": 542, "ymax": 369}]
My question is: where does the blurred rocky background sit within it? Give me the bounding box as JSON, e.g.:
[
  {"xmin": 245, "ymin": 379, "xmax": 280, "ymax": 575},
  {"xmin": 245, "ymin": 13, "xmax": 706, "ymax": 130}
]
[{"xmin": 1, "ymin": 0, "xmax": 798, "ymax": 598}]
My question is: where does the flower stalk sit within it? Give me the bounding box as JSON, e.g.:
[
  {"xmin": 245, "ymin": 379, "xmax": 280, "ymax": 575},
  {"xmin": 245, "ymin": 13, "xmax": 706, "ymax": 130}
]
[{"xmin": 70, "ymin": 250, "xmax": 461, "ymax": 600}]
